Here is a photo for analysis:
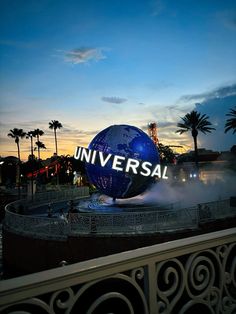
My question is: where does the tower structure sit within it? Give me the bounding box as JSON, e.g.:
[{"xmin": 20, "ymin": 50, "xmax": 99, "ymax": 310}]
[{"xmin": 148, "ymin": 122, "xmax": 159, "ymax": 145}]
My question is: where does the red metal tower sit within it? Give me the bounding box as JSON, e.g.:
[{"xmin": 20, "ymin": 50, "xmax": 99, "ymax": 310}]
[{"xmin": 148, "ymin": 122, "xmax": 159, "ymax": 145}]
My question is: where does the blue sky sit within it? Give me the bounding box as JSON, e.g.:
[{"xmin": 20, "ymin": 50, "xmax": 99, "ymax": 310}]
[{"xmin": 0, "ymin": 0, "xmax": 236, "ymax": 160}]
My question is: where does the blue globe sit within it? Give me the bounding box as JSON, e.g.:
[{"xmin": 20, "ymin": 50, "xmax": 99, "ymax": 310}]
[{"xmin": 86, "ymin": 124, "xmax": 160, "ymax": 199}]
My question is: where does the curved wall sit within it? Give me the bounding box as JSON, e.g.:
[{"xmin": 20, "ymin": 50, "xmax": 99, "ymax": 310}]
[{"xmin": 3, "ymin": 226, "xmax": 201, "ymax": 277}]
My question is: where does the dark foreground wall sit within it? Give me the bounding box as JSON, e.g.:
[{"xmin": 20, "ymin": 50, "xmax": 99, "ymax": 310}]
[
  {"xmin": 2, "ymin": 228, "xmax": 197, "ymax": 277},
  {"xmin": 3, "ymin": 217, "xmax": 236, "ymax": 278}
]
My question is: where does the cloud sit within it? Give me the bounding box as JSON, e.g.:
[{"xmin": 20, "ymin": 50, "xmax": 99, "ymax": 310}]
[
  {"xmin": 179, "ymin": 83, "xmax": 236, "ymax": 104},
  {"xmin": 140, "ymin": 121, "xmax": 175, "ymax": 130},
  {"xmin": 61, "ymin": 125, "xmax": 99, "ymax": 137},
  {"xmin": 176, "ymin": 84, "xmax": 236, "ymax": 151},
  {"xmin": 0, "ymin": 120, "xmax": 50, "ymax": 136},
  {"xmin": 1, "ymin": 120, "xmax": 93, "ymax": 160},
  {"xmin": 194, "ymin": 93, "xmax": 236, "ymax": 151},
  {"xmin": 101, "ymin": 96, "xmax": 127, "ymax": 104},
  {"xmin": 157, "ymin": 121, "xmax": 176, "ymax": 128},
  {"xmin": 64, "ymin": 47, "xmax": 106, "ymax": 64},
  {"xmin": 139, "ymin": 83, "xmax": 236, "ymax": 152}
]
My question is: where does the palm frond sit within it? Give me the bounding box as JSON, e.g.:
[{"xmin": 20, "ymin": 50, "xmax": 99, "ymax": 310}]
[
  {"xmin": 225, "ymin": 107, "xmax": 236, "ymax": 134},
  {"xmin": 49, "ymin": 120, "xmax": 63, "ymax": 130},
  {"xmin": 176, "ymin": 110, "xmax": 215, "ymax": 136},
  {"xmin": 35, "ymin": 141, "xmax": 47, "ymax": 149}
]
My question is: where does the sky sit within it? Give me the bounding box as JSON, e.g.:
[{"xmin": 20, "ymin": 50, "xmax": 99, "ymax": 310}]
[{"xmin": 0, "ymin": 0, "xmax": 236, "ymax": 161}]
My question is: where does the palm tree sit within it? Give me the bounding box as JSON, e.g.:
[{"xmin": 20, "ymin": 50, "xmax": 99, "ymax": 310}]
[
  {"xmin": 176, "ymin": 110, "xmax": 215, "ymax": 169},
  {"xmin": 8, "ymin": 128, "xmax": 26, "ymax": 161},
  {"xmin": 26, "ymin": 131, "xmax": 36, "ymax": 199},
  {"xmin": 35, "ymin": 141, "xmax": 47, "ymax": 159},
  {"xmin": 225, "ymin": 107, "xmax": 236, "ymax": 134},
  {"xmin": 8, "ymin": 128, "xmax": 26, "ymax": 194},
  {"xmin": 49, "ymin": 120, "xmax": 63, "ymax": 156},
  {"xmin": 34, "ymin": 128, "xmax": 44, "ymax": 159},
  {"xmin": 26, "ymin": 131, "xmax": 35, "ymax": 158}
]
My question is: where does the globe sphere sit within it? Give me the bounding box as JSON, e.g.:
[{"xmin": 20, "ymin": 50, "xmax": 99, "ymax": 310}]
[{"xmin": 86, "ymin": 124, "xmax": 160, "ymax": 199}]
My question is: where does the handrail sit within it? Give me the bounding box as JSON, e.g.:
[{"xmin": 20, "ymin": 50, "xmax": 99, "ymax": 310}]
[{"xmin": 0, "ymin": 227, "xmax": 235, "ymax": 313}]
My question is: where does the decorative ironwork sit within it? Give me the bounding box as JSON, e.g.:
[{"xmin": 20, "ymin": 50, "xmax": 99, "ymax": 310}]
[{"xmin": 0, "ymin": 228, "xmax": 235, "ymax": 313}]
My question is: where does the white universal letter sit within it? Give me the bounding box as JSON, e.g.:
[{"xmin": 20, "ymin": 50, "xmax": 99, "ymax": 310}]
[
  {"xmin": 140, "ymin": 161, "xmax": 152, "ymax": 177},
  {"xmin": 81, "ymin": 148, "xmax": 92, "ymax": 163},
  {"xmin": 99, "ymin": 151, "xmax": 112, "ymax": 167},
  {"xmin": 151, "ymin": 164, "xmax": 161, "ymax": 177},
  {"xmin": 162, "ymin": 166, "xmax": 168, "ymax": 179},
  {"xmin": 112, "ymin": 155, "xmax": 125, "ymax": 171},
  {"xmin": 91, "ymin": 150, "xmax": 97, "ymax": 164},
  {"xmin": 74, "ymin": 146, "xmax": 81, "ymax": 160},
  {"xmin": 125, "ymin": 158, "xmax": 140, "ymax": 174}
]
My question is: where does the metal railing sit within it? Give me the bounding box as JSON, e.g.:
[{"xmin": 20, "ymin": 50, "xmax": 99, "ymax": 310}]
[
  {"xmin": 3, "ymin": 198, "xmax": 235, "ymax": 239},
  {"xmin": 197, "ymin": 199, "xmax": 235, "ymax": 222},
  {"xmin": 27, "ymin": 186, "xmax": 90, "ymax": 205},
  {"xmin": 0, "ymin": 227, "xmax": 235, "ymax": 313},
  {"xmin": 69, "ymin": 206, "xmax": 198, "ymax": 235}
]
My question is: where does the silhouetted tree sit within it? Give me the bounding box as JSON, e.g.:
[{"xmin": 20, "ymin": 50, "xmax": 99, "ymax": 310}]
[
  {"xmin": 34, "ymin": 128, "xmax": 44, "ymax": 159},
  {"xmin": 26, "ymin": 131, "xmax": 35, "ymax": 159},
  {"xmin": 176, "ymin": 110, "xmax": 215, "ymax": 169},
  {"xmin": 8, "ymin": 128, "xmax": 26, "ymax": 195},
  {"xmin": 49, "ymin": 120, "xmax": 63, "ymax": 156},
  {"xmin": 225, "ymin": 107, "xmax": 236, "ymax": 134},
  {"xmin": 35, "ymin": 141, "xmax": 46, "ymax": 160},
  {"xmin": 158, "ymin": 143, "xmax": 175, "ymax": 164},
  {"xmin": 8, "ymin": 128, "xmax": 26, "ymax": 161}
]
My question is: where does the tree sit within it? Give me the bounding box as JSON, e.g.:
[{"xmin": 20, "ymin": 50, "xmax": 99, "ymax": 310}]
[
  {"xmin": 49, "ymin": 120, "xmax": 63, "ymax": 156},
  {"xmin": 225, "ymin": 107, "xmax": 236, "ymax": 134},
  {"xmin": 35, "ymin": 141, "xmax": 47, "ymax": 159},
  {"xmin": 26, "ymin": 131, "xmax": 35, "ymax": 159},
  {"xmin": 8, "ymin": 128, "xmax": 26, "ymax": 161},
  {"xmin": 58, "ymin": 154, "xmax": 73, "ymax": 184},
  {"xmin": 8, "ymin": 128, "xmax": 26, "ymax": 194},
  {"xmin": 176, "ymin": 110, "xmax": 215, "ymax": 169},
  {"xmin": 158, "ymin": 143, "xmax": 175, "ymax": 164},
  {"xmin": 34, "ymin": 128, "xmax": 44, "ymax": 159},
  {"xmin": 26, "ymin": 131, "xmax": 37, "ymax": 199}
]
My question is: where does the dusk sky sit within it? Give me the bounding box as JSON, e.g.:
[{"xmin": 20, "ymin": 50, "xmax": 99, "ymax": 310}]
[{"xmin": 0, "ymin": 0, "xmax": 236, "ymax": 160}]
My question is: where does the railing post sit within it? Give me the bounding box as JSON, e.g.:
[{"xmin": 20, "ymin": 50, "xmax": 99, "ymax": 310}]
[
  {"xmin": 111, "ymin": 214, "xmax": 114, "ymax": 234},
  {"xmin": 156, "ymin": 211, "xmax": 158, "ymax": 232},
  {"xmin": 147, "ymin": 261, "xmax": 157, "ymax": 314},
  {"xmin": 67, "ymin": 216, "xmax": 71, "ymax": 235}
]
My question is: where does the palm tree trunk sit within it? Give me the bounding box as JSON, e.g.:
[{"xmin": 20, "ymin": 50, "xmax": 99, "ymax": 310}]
[
  {"xmin": 30, "ymin": 136, "xmax": 33, "ymax": 157},
  {"xmin": 16, "ymin": 141, "xmax": 21, "ymax": 198},
  {"xmin": 17, "ymin": 141, "xmax": 20, "ymax": 162},
  {"xmin": 37, "ymin": 135, "xmax": 40, "ymax": 160},
  {"xmin": 54, "ymin": 128, "xmax": 59, "ymax": 185},
  {"xmin": 193, "ymin": 135, "xmax": 199, "ymax": 170},
  {"xmin": 54, "ymin": 129, "xmax": 58, "ymax": 156},
  {"xmin": 30, "ymin": 136, "xmax": 34, "ymax": 200}
]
